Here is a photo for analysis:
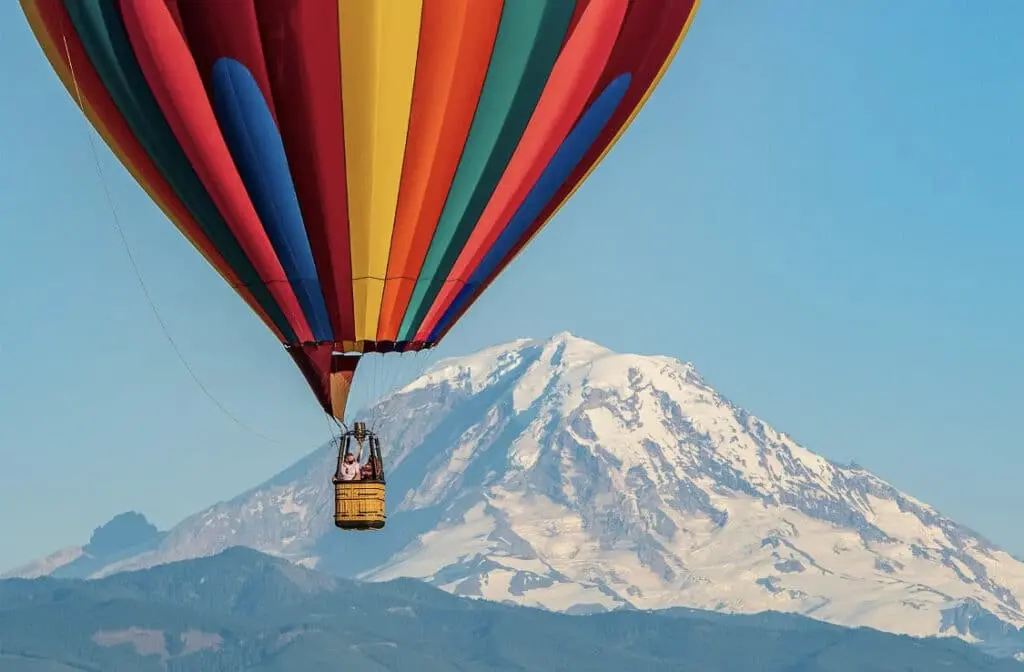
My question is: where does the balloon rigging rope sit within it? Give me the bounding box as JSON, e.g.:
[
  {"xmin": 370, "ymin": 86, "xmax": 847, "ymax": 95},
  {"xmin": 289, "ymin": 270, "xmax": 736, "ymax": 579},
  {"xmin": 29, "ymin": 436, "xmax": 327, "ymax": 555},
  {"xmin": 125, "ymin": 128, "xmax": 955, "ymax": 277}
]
[{"xmin": 60, "ymin": 33, "xmax": 294, "ymax": 446}]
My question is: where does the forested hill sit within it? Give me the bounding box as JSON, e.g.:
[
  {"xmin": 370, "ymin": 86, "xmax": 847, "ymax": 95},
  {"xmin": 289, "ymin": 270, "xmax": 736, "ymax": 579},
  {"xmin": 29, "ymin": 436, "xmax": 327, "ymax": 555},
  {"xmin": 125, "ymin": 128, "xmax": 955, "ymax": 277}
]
[{"xmin": 0, "ymin": 546, "xmax": 1019, "ymax": 671}]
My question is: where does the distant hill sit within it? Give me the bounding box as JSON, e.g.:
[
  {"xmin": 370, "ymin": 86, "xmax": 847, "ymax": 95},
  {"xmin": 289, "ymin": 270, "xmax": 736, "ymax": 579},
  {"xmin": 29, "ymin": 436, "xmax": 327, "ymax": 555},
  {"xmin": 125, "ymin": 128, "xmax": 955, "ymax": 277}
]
[
  {"xmin": 1, "ymin": 511, "xmax": 167, "ymax": 581},
  {"xmin": 0, "ymin": 547, "xmax": 1019, "ymax": 671}
]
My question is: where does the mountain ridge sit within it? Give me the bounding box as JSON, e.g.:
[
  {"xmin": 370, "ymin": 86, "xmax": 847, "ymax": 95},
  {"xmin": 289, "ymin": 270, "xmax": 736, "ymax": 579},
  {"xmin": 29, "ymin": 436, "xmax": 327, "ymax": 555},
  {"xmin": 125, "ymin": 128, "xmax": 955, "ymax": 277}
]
[{"xmin": 4, "ymin": 546, "xmax": 1020, "ymax": 671}]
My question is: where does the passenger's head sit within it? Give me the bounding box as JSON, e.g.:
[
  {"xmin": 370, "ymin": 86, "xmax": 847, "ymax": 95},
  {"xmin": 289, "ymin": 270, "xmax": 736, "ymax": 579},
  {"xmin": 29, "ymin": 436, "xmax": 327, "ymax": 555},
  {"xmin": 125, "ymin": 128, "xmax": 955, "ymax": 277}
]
[{"xmin": 344, "ymin": 452, "xmax": 356, "ymax": 463}]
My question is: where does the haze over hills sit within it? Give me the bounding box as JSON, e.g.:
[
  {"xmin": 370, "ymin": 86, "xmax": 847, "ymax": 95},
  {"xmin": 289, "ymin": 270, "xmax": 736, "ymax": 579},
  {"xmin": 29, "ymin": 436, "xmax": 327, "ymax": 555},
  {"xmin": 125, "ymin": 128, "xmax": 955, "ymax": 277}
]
[
  {"xmin": 1, "ymin": 546, "xmax": 1020, "ymax": 671},
  {"xmin": 8, "ymin": 332, "xmax": 1024, "ymax": 660}
]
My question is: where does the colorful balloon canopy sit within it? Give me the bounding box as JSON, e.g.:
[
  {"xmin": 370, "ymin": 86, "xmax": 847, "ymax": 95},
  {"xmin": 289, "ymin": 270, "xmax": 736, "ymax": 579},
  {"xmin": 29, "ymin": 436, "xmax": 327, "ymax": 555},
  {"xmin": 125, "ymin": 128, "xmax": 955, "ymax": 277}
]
[{"xmin": 21, "ymin": 0, "xmax": 699, "ymax": 421}]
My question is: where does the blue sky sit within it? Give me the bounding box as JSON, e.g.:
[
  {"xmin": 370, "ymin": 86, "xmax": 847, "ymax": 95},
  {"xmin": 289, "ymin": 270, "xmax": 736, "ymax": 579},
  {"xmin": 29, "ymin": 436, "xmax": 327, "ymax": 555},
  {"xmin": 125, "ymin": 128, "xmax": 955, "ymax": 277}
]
[{"xmin": 2, "ymin": 2, "xmax": 1023, "ymax": 571}]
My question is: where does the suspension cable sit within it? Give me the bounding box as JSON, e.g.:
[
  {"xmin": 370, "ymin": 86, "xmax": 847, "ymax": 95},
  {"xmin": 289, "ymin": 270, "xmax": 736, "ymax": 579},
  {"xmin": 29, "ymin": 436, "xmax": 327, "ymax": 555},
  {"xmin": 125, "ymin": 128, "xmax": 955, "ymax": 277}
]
[{"xmin": 60, "ymin": 32, "xmax": 297, "ymax": 446}]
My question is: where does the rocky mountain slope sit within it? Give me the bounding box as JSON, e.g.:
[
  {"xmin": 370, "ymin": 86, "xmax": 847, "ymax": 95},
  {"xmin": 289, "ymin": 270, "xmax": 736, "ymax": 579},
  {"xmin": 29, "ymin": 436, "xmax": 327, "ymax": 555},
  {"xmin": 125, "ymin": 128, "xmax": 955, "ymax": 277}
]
[{"xmin": 8, "ymin": 332, "xmax": 1024, "ymax": 658}]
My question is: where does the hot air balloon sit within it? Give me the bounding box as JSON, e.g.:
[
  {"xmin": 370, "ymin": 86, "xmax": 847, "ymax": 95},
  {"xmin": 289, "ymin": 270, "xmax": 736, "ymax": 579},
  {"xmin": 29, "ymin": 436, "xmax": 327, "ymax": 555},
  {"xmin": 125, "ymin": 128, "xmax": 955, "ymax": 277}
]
[{"xmin": 20, "ymin": 0, "xmax": 700, "ymax": 531}]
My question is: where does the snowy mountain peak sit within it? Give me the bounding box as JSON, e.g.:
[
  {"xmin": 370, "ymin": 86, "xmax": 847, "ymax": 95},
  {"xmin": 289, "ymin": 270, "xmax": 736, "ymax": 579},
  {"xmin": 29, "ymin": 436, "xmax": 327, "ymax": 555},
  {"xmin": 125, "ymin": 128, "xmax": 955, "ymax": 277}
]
[
  {"xmin": 404, "ymin": 330, "xmax": 696, "ymax": 407},
  {"xmin": 8, "ymin": 334, "xmax": 1024, "ymax": 658}
]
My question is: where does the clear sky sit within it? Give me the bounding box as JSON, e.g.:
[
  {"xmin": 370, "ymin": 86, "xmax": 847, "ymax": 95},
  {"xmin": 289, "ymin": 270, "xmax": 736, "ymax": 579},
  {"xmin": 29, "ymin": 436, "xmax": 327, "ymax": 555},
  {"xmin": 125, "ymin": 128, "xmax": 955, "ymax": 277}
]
[{"xmin": 2, "ymin": 2, "xmax": 1023, "ymax": 571}]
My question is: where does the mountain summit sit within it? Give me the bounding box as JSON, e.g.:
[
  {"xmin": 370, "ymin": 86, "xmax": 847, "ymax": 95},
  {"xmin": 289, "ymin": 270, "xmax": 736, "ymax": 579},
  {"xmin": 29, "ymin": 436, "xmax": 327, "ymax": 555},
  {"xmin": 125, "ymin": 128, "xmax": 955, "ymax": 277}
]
[{"xmin": 9, "ymin": 332, "xmax": 1024, "ymax": 657}]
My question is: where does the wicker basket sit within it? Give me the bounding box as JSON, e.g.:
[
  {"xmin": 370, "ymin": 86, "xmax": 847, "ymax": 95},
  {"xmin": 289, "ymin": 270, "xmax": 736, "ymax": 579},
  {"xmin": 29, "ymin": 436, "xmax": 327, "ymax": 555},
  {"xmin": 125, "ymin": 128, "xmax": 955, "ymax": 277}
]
[{"xmin": 333, "ymin": 480, "xmax": 386, "ymax": 530}]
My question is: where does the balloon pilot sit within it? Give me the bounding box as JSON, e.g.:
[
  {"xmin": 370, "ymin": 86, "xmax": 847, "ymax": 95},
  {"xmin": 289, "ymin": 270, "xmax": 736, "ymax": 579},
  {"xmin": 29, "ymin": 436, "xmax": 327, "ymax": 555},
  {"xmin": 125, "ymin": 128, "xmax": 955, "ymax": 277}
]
[{"xmin": 333, "ymin": 421, "xmax": 384, "ymax": 483}]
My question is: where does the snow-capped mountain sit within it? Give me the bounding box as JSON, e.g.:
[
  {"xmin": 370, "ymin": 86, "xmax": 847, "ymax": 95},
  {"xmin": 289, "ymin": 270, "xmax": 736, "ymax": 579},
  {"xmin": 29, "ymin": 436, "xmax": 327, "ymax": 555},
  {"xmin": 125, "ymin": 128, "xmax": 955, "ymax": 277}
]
[{"xmin": 8, "ymin": 332, "xmax": 1024, "ymax": 657}]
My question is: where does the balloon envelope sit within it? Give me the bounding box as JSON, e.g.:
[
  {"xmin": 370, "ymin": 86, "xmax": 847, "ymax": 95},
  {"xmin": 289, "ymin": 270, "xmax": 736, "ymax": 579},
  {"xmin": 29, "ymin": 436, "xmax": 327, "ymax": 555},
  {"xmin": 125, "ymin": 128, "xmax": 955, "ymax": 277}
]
[{"xmin": 20, "ymin": 0, "xmax": 699, "ymax": 420}]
